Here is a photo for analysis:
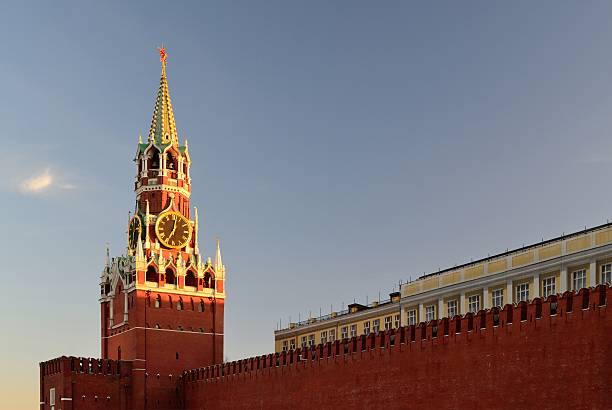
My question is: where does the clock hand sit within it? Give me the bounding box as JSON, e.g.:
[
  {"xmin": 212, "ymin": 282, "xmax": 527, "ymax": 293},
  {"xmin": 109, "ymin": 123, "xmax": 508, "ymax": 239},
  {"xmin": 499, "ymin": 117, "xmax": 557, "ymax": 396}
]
[{"xmin": 169, "ymin": 219, "xmax": 178, "ymax": 237}]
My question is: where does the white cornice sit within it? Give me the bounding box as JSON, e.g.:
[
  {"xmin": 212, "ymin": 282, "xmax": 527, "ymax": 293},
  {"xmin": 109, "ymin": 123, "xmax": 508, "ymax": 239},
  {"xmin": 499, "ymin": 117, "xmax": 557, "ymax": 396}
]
[{"xmin": 135, "ymin": 183, "xmax": 191, "ymax": 198}]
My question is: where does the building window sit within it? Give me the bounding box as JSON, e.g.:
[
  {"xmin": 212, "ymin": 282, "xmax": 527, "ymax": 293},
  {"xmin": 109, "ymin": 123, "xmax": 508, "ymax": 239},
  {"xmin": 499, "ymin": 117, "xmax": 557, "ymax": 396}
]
[
  {"xmin": 282, "ymin": 340, "xmax": 288, "ymax": 352},
  {"xmin": 384, "ymin": 316, "xmax": 392, "ymax": 331},
  {"xmin": 601, "ymin": 264, "xmax": 611, "ymax": 285},
  {"xmin": 350, "ymin": 324, "xmax": 357, "ymax": 338},
  {"xmin": 329, "ymin": 329, "xmax": 336, "ymax": 342},
  {"xmin": 177, "ymin": 299, "xmax": 183, "ymax": 310},
  {"xmin": 572, "ymin": 269, "xmax": 586, "ymax": 291},
  {"xmin": 407, "ymin": 309, "xmax": 417, "ymax": 326},
  {"xmin": 373, "ymin": 319, "xmax": 380, "ymax": 333},
  {"xmin": 307, "ymin": 334, "xmax": 315, "ymax": 347},
  {"xmin": 301, "ymin": 336, "xmax": 307, "ymax": 348},
  {"xmin": 289, "ymin": 339, "xmax": 296, "ymax": 350},
  {"xmin": 425, "ymin": 305, "xmax": 435, "ymax": 322},
  {"xmin": 447, "ymin": 299, "xmax": 457, "ymax": 317},
  {"xmin": 320, "ymin": 330, "xmax": 328, "ymax": 344},
  {"xmin": 341, "ymin": 326, "xmax": 348, "ymax": 340},
  {"xmin": 468, "ymin": 295, "xmax": 480, "ymax": 313},
  {"xmin": 154, "ymin": 296, "xmax": 161, "ymax": 308},
  {"xmin": 492, "ymin": 289, "xmax": 503, "ymax": 307},
  {"xmin": 363, "ymin": 321, "xmax": 371, "ymax": 335},
  {"xmin": 50, "ymin": 388, "xmax": 55, "ymax": 410},
  {"xmin": 542, "ymin": 276, "xmax": 556, "ymax": 298},
  {"xmin": 516, "ymin": 283, "xmax": 529, "ymax": 303},
  {"xmin": 394, "ymin": 314, "xmax": 400, "ymax": 328},
  {"xmin": 198, "ymin": 301, "xmax": 205, "ymax": 312}
]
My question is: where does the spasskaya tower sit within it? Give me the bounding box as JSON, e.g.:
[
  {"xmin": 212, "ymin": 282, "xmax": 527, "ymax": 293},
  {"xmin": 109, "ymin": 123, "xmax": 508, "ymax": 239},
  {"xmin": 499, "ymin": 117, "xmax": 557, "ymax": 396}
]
[{"xmin": 98, "ymin": 48, "xmax": 225, "ymax": 408}]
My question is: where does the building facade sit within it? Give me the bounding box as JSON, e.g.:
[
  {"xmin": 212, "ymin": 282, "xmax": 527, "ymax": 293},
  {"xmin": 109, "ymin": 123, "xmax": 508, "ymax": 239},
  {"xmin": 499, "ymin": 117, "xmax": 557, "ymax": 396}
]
[
  {"xmin": 274, "ymin": 293, "xmax": 401, "ymax": 353},
  {"xmin": 399, "ymin": 223, "xmax": 612, "ymax": 325},
  {"xmin": 275, "ymin": 223, "xmax": 612, "ymax": 351}
]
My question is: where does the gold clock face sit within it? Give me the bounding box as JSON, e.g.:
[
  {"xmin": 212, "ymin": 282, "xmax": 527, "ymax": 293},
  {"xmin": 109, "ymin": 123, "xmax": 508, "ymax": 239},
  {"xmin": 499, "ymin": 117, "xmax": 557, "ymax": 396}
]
[
  {"xmin": 155, "ymin": 211, "xmax": 192, "ymax": 249},
  {"xmin": 128, "ymin": 215, "xmax": 142, "ymax": 250}
]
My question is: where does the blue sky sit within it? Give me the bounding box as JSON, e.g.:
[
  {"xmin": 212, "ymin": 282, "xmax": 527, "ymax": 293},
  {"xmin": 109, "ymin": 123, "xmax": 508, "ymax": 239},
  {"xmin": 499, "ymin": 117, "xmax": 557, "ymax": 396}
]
[{"xmin": 3, "ymin": 1, "xmax": 612, "ymax": 408}]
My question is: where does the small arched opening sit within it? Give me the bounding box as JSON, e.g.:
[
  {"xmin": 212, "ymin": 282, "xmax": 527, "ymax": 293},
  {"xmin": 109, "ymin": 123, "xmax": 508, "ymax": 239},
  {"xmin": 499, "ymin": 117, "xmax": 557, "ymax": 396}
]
[
  {"xmin": 146, "ymin": 266, "xmax": 158, "ymax": 283},
  {"xmin": 150, "ymin": 149, "xmax": 161, "ymax": 169},
  {"xmin": 185, "ymin": 270, "xmax": 197, "ymax": 287},
  {"xmin": 166, "ymin": 268, "xmax": 176, "ymax": 285},
  {"xmin": 204, "ymin": 272, "xmax": 214, "ymax": 289}
]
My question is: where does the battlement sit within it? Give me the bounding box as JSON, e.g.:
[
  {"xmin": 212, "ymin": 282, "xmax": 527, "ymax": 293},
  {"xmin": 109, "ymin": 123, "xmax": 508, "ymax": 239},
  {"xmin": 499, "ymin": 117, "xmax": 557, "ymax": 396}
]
[
  {"xmin": 184, "ymin": 284, "xmax": 610, "ymax": 384},
  {"xmin": 40, "ymin": 356, "xmax": 129, "ymax": 377}
]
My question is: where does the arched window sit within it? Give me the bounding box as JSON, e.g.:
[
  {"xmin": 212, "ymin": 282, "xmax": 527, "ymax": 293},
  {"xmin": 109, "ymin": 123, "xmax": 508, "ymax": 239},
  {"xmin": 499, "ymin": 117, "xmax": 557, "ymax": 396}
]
[
  {"xmin": 166, "ymin": 268, "xmax": 176, "ymax": 285},
  {"xmin": 204, "ymin": 272, "xmax": 214, "ymax": 289},
  {"xmin": 154, "ymin": 295, "xmax": 161, "ymax": 308},
  {"xmin": 150, "ymin": 149, "xmax": 160, "ymax": 169},
  {"xmin": 146, "ymin": 266, "xmax": 158, "ymax": 283},
  {"xmin": 166, "ymin": 152, "xmax": 177, "ymax": 171},
  {"xmin": 177, "ymin": 299, "xmax": 183, "ymax": 311},
  {"xmin": 185, "ymin": 270, "xmax": 197, "ymax": 287}
]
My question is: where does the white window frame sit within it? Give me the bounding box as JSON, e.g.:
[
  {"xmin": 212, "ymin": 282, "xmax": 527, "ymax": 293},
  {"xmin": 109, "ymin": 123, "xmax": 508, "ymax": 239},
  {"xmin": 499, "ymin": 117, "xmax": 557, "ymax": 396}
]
[
  {"xmin": 301, "ymin": 336, "xmax": 307, "ymax": 348},
  {"xmin": 468, "ymin": 295, "xmax": 480, "ymax": 313},
  {"xmin": 350, "ymin": 324, "xmax": 357, "ymax": 338},
  {"xmin": 329, "ymin": 329, "xmax": 336, "ymax": 342},
  {"xmin": 341, "ymin": 326, "xmax": 348, "ymax": 340},
  {"xmin": 572, "ymin": 269, "xmax": 586, "ymax": 291},
  {"xmin": 50, "ymin": 387, "xmax": 56, "ymax": 409},
  {"xmin": 307, "ymin": 334, "xmax": 315, "ymax": 347},
  {"xmin": 601, "ymin": 264, "xmax": 611, "ymax": 285},
  {"xmin": 425, "ymin": 305, "xmax": 436, "ymax": 322},
  {"xmin": 282, "ymin": 340, "xmax": 288, "ymax": 352},
  {"xmin": 363, "ymin": 321, "xmax": 371, "ymax": 335},
  {"xmin": 492, "ymin": 288, "xmax": 503, "ymax": 307},
  {"xmin": 384, "ymin": 316, "xmax": 392, "ymax": 331},
  {"xmin": 447, "ymin": 299, "xmax": 457, "ymax": 317},
  {"xmin": 542, "ymin": 276, "xmax": 556, "ymax": 298},
  {"xmin": 289, "ymin": 339, "xmax": 296, "ymax": 350},
  {"xmin": 320, "ymin": 330, "xmax": 328, "ymax": 344},
  {"xmin": 407, "ymin": 309, "xmax": 417, "ymax": 326},
  {"xmin": 516, "ymin": 283, "xmax": 529, "ymax": 302},
  {"xmin": 394, "ymin": 314, "xmax": 400, "ymax": 328},
  {"xmin": 373, "ymin": 319, "xmax": 380, "ymax": 333}
]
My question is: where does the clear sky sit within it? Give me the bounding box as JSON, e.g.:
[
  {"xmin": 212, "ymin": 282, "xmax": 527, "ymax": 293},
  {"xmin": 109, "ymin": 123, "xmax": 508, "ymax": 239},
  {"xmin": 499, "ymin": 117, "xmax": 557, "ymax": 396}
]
[{"xmin": 3, "ymin": 1, "xmax": 612, "ymax": 408}]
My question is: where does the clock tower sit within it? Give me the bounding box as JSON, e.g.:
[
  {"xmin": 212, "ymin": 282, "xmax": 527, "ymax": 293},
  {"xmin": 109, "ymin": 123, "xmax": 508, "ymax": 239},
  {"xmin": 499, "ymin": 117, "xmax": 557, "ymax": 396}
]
[{"xmin": 99, "ymin": 48, "xmax": 225, "ymax": 408}]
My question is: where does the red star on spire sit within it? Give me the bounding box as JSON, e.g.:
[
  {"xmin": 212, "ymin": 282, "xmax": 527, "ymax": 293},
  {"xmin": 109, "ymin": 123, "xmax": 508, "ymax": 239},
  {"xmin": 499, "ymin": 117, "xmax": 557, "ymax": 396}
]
[{"xmin": 158, "ymin": 46, "xmax": 167, "ymax": 64}]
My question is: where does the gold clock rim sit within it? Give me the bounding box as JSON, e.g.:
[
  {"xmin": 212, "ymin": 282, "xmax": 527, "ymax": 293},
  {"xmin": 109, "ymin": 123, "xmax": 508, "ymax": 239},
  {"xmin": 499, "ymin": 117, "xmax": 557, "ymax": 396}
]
[{"xmin": 154, "ymin": 211, "xmax": 192, "ymax": 249}]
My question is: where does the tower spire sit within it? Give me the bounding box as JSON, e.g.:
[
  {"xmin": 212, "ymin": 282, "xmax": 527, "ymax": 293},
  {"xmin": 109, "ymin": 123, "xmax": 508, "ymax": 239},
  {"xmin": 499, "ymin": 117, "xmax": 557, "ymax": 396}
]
[
  {"xmin": 148, "ymin": 46, "xmax": 178, "ymax": 147},
  {"xmin": 214, "ymin": 237, "xmax": 223, "ymax": 273}
]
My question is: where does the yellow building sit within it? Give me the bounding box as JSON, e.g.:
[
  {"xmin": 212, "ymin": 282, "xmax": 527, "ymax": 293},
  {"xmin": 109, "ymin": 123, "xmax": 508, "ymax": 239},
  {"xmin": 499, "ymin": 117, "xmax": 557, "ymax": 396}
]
[
  {"xmin": 400, "ymin": 223, "xmax": 612, "ymax": 325},
  {"xmin": 274, "ymin": 292, "xmax": 401, "ymax": 353},
  {"xmin": 275, "ymin": 223, "xmax": 612, "ymax": 352}
]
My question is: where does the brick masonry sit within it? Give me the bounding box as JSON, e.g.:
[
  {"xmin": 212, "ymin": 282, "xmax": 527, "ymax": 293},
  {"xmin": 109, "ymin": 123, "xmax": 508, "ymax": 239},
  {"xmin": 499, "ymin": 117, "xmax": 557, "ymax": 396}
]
[{"xmin": 40, "ymin": 285, "xmax": 611, "ymax": 409}]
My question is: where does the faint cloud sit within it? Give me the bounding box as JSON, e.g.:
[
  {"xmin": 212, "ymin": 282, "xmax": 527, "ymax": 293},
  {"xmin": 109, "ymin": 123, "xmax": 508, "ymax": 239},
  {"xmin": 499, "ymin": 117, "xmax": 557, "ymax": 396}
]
[
  {"xmin": 20, "ymin": 168, "xmax": 53, "ymax": 194},
  {"xmin": 17, "ymin": 168, "xmax": 78, "ymax": 195},
  {"xmin": 576, "ymin": 155, "xmax": 612, "ymax": 165},
  {"xmin": 59, "ymin": 183, "xmax": 78, "ymax": 190}
]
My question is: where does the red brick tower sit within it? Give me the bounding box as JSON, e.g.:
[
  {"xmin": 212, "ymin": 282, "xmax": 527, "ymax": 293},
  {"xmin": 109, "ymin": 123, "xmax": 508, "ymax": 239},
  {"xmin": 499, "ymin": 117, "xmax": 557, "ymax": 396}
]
[{"xmin": 99, "ymin": 48, "xmax": 225, "ymax": 408}]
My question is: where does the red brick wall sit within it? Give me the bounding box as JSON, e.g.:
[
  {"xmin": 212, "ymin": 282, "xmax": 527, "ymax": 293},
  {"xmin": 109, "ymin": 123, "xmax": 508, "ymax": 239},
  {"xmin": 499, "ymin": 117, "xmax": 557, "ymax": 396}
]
[
  {"xmin": 40, "ymin": 357, "xmax": 131, "ymax": 410},
  {"xmin": 103, "ymin": 290, "xmax": 224, "ymax": 370},
  {"xmin": 183, "ymin": 286, "xmax": 611, "ymax": 410}
]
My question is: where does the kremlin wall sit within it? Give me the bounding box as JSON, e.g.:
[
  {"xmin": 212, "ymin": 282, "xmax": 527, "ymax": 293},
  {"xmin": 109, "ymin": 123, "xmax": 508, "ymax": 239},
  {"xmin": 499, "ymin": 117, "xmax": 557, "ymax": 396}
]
[{"xmin": 41, "ymin": 285, "xmax": 610, "ymax": 409}]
